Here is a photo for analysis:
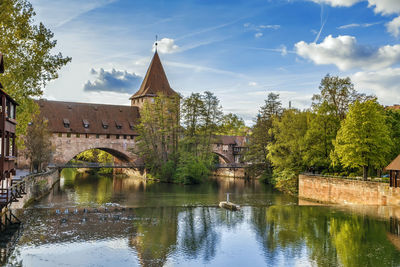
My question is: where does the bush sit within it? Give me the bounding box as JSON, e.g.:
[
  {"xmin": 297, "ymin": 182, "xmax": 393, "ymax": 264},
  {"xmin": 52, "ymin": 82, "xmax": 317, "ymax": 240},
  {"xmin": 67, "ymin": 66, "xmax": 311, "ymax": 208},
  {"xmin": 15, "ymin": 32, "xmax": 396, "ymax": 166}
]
[
  {"xmin": 159, "ymin": 160, "xmax": 176, "ymax": 182},
  {"xmin": 175, "ymin": 156, "xmax": 211, "ymax": 184},
  {"xmin": 272, "ymin": 169, "xmax": 298, "ymax": 195}
]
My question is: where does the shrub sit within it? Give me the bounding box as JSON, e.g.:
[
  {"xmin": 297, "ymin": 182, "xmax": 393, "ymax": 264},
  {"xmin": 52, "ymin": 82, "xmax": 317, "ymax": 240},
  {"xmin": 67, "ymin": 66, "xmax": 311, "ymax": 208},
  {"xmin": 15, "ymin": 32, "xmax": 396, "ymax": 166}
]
[
  {"xmin": 272, "ymin": 169, "xmax": 298, "ymax": 195},
  {"xmin": 175, "ymin": 156, "xmax": 210, "ymax": 184}
]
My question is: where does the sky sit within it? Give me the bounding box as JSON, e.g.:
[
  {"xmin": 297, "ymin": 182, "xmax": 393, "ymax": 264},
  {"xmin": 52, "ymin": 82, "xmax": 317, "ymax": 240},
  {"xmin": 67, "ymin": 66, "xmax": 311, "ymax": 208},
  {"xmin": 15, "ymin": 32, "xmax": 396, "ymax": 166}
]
[{"xmin": 29, "ymin": 0, "xmax": 400, "ymax": 124}]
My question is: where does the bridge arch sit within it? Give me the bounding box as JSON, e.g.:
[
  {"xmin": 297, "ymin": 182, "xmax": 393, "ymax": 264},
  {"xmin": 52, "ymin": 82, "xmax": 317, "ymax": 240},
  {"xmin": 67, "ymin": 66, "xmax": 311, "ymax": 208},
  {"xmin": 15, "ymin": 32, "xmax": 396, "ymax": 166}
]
[
  {"xmin": 213, "ymin": 152, "xmax": 231, "ymax": 164},
  {"xmin": 65, "ymin": 147, "xmax": 133, "ymax": 164},
  {"xmin": 51, "ymin": 136, "xmax": 137, "ymax": 165}
]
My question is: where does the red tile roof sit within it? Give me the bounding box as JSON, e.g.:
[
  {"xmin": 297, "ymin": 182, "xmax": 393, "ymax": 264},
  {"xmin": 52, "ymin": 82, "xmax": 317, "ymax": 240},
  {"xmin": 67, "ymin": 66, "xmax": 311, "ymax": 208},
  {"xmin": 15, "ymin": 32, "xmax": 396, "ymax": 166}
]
[
  {"xmin": 385, "ymin": 154, "xmax": 400, "ymax": 171},
  {"xmin": 36, "ymin": 99, "xmax": 139, "ymax": 135},
  {"xmin": 214, "ymin": 135, "xmax": 247, "ymax": 146},
  {"xmin": 130, "ymin": 51, "xmax": 177, "ymax": 99}
]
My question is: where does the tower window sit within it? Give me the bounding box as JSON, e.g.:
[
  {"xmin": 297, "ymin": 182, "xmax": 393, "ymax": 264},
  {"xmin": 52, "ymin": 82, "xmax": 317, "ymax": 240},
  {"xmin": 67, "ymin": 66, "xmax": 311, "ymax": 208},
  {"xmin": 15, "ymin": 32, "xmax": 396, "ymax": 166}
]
[
  {"xmin": 63, "ymin": 118, "xmax": 70, "ymax": 128},
  {"xmin": 115, "ymin": 121, "xmax": 122, "ymax": 129},
  {"xmin": 83, "ymin": 119, "xmax": 89, "ymax": 128}
]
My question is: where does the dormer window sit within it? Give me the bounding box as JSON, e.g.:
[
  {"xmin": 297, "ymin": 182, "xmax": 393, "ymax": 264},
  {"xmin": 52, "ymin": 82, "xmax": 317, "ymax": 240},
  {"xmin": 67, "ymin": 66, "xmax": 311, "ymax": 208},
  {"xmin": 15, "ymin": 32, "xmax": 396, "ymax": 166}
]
[
  {"xmin": 63, "ymin": 118, "xmax": 70, "ymax": 128},
  {"xmin": 83, "ymin": 119, "xmax": 89, "ymax": 128},
  {"xmin": 129, "ymin": 122, "xmax": 135, "ymax": 130},
  {"xmin": 102, "ymin": 120, "xmax": 108, "ymax": 129},
  {"xmin": 115, "ymin": 121, "xmax": 122, "ymax": 129}
]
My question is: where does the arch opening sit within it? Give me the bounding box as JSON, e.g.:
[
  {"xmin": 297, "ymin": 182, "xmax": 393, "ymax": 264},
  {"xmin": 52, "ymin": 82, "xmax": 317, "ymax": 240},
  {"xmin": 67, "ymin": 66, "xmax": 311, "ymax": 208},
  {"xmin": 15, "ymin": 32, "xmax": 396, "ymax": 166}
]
[
  {"xmin": 67, "ymin": 148, "xmax": 132, "ymax": 165},
  {"xmin": 213, "ymin": 152, "xmax": 231, "ymax": 164}
]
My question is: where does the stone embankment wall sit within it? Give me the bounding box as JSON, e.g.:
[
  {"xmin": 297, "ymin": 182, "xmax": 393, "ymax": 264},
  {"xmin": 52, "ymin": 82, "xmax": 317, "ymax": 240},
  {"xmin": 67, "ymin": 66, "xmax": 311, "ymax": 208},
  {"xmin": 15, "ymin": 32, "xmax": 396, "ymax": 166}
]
[
  {"xmin": 11, "ymin": 169, "xmax": 60, "ymax": 209},
  {"xmin": 213, "ymin": 168, "xmax": 246, "ymax": 178},
  {"xmin": 299, "ymin": 174, "xmax": 400, "ymax": 206}
]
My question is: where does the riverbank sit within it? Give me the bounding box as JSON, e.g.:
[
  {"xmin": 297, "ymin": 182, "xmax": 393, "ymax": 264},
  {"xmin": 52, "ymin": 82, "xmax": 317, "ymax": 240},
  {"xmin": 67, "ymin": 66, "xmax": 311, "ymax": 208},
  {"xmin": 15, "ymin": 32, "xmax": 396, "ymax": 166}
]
[{"xmin": 11, "ymin": 169, "xmax": 60, "ymax": 209}]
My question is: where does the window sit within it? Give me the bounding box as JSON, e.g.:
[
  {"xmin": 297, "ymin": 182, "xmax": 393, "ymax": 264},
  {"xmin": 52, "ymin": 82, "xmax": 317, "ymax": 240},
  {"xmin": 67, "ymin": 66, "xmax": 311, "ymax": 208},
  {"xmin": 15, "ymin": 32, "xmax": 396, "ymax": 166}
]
[
  {"xmin": 76, "ymin": 133, "xmax": 80, "ymax": 138},
  {"xmin": 67, "ymin": 133, "xmax": 71, "ymax": 138},
  {"xmin": 130, "ymin": 135, "xmax": 134, "ymax": 140},
  {"xmin": 102, "ymin": 120, "xmax": 109, "ymax": 129},
  {"xmin": 106, "ymin": 134, "xmax": 110, "ymax": 139},
  {"xmin": 129, "ymin": 122, "xmax": 135, "ymax": 130},
  {"xmin": 85, "ymin": 134, "xmax": 89, "ymax": 138},
  {"xmin": 115, "ymin": 121, "xmax": 122, "ymax": 129},
  {"xmin": 58, "ymin": 133, "xmax": 62, "ymax": 137},
  {"xmin": 83, "ymin": 119, "xmax": 89, "ymax": 128},
  {"xmin": 96, "ymin": 134, "xmax": 100, "ymax": 139},
  {"xmin": 63, "ymin": 118, "xmax": 70, "ymax": 128},
  {"xmin": 116, "ymin": 134, "xmax": 120, "ymax": 139},
  {"xmin": 123, "ymin": 135, "xmax": 127, "ymax": 139}
]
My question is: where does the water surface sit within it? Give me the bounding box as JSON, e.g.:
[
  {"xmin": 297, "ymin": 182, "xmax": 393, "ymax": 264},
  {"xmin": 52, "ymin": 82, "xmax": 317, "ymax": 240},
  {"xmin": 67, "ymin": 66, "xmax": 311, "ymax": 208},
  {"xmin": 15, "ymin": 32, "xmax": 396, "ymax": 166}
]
[{"xmin": 5, "ymin": 169, "xmax": 400, "ymax": 266}]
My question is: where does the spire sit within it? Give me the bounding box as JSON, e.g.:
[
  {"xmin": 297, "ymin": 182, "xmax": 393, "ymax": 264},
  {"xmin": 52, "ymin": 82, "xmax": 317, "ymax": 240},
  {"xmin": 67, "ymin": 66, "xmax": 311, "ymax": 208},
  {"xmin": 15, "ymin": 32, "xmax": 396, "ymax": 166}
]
[{"xmin": 130, "ymin": 50, "xmax": 177, "ymax": 100}]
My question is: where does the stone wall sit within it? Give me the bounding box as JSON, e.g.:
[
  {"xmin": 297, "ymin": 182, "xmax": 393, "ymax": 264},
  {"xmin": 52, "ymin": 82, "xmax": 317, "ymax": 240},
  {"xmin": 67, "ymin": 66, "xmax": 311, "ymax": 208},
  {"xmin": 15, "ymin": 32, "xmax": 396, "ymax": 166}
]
[
  {"xmin": 299, "ymin": 174, "xmax": 400, "ymax": 206},
  {"xmin": 11, "ymin": 169, "xmax": 60, "ymax": 209},
  {"xmin": 213, "ymin": 168, "xmax": 246, "ymax": 178}
]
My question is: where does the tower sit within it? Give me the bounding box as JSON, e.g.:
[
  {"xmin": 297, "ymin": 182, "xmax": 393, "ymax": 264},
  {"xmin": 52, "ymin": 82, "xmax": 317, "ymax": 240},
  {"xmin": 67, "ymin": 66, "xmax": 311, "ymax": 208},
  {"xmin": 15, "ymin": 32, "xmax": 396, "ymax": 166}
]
[{"xmin": 130, "ymin": 51, "xmax": 178, "ymax": 109}]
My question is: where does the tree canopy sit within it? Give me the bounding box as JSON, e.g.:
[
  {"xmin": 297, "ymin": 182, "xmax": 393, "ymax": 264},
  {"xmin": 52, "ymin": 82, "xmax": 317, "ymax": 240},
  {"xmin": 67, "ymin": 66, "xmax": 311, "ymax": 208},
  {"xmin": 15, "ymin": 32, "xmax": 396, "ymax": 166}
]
[
  {"xmin": 0, "ymin": 0, "xmax": 71, "ymax": 145},
  {"xmin": 332, "ymin": 100, "xmax": 392, "ymax": 180}
]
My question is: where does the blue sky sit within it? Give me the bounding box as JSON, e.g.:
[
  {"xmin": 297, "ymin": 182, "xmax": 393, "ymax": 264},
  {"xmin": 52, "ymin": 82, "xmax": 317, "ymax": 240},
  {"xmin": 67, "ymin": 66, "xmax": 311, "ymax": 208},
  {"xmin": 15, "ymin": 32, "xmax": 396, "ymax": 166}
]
[{"xmin": 30, "ymin": 0, "xmax": 400, "ymax": 124}]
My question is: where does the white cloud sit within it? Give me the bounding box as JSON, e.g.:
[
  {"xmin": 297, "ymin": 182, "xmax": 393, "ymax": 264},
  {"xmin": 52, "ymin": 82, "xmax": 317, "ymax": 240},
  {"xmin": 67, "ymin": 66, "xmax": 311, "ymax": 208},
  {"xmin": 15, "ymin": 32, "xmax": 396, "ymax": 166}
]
[
  {"xmin": 337, "ymin": 22, "xmax": 380, "ymax": 29},
  {"xmin": 295, "ymin": 35, "xmax": 400, "ymax": 70},
  {"xmin": 352, "ymin": 67, "xmax": 400, "ymax": 104},
  {"xmin": 259, "ymin": 24, "xmax": 281, "ymax": 30},
  {"xmin": 255, "ymin": 32, "xmax": 263, "ymax": 38},
  {"xmin": 152, "ymin": 38, "xmax": 180, "ymax": 54},
  {"xmin": 248, "ymin": 81, "xmax": 258, "ymax": 86},
  {"xmin": 280, "ymin": 45, "xmax": 288, "ymax": 56},
  {"xmin": 367, "ymin": 0, "xmax": 400, "ymax": 15},
  {"xmin": 310, "ymin": 0, "xmax": 362, "ymax": 7},
  {"xmin": 387, "ymin": 16, "xmax": 400, "ymax": 37}
]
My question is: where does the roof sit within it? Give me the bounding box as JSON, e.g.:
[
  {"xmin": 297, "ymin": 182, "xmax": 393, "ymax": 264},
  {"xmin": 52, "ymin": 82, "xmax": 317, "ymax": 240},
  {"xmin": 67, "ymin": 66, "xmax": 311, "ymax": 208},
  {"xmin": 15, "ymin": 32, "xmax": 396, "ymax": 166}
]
[
  {"xmin": 36, "ymin": 99, "xmax": 140, "ymax": 135},
  {"xmin": 130, "ymin": 51, "xmax": 177, "ymax": 99},
  {"xmin": 214, "ymin": 135, "xmax": 247, "ymax": 146},
  {"xmin": 385, "ymin": 154, "xmax": 400, "ymax": 171},
  {"xmin": 387, "ymin": 105, "xmax": 400, "ymax": 111}
]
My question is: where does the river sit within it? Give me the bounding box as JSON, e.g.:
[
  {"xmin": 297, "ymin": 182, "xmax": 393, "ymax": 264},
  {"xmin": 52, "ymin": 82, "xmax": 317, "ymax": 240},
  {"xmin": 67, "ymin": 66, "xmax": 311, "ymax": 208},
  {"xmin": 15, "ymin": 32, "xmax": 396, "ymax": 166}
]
[{"xmin": 4, "ymin": 169, "xmax": 400, "ymax": 266}]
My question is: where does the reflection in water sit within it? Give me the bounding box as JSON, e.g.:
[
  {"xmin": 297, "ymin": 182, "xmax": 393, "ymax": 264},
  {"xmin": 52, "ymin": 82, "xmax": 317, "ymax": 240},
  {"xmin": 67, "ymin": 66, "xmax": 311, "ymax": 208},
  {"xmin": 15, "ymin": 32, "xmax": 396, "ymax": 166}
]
[{"xmin": 5, "ymin": 171, "xmax": 400, "ymax": 266}]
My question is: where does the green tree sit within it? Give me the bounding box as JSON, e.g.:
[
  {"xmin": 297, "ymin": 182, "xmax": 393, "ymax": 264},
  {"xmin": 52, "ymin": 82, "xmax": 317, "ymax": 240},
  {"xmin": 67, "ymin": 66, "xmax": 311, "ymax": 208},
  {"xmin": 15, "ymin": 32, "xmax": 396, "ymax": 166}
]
[
  {"xmin": 385, "ymin": 109, "xmax": 400, "ymax": 163},
  {"xmin": 25, "ymin": 114, "xmax": 52, "ymax": 172},
  {"xmin": 245, "ymin": 93, "xmax": 282, "ymax": 180},
  {"xmin": 303, "ymin": 102, "xmax": 340, "ymax": 171},
  {"xmin": 0, "ymin": 0, "xmax": 71, "ymax": 145},
  {"xmin": 312, "ymin": 74, "xmax": 366, "ymax": 120},
  {"xmin": 135, "ymin": 93, "xmax": 180, "ymax": 180},
  {"xmin": 333, "ymin": 100, "xmax": 392, "ymax": 180},
  {"xmin": 267, "ymin": 109, "xmax": 309, "ymax": 193},
  {"xmin": 217, "ymin": 113, "xmax": 248, "ymax": 136}
]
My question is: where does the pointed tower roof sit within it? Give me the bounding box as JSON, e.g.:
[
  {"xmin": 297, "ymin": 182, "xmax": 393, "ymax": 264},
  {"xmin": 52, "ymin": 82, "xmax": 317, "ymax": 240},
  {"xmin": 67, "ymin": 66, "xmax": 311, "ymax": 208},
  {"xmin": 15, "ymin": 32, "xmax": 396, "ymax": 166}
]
[{"xmin": 130, "ymin": 51, "xmax": 177, "ymax": 99}]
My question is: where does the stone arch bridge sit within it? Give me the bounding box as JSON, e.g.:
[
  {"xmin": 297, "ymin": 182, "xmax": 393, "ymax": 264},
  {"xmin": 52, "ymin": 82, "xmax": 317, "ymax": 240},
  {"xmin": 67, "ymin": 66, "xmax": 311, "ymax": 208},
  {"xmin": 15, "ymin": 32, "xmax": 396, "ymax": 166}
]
[{"xmin": 17, "ymin": 100, "xmax": 247, "ymax": 168}]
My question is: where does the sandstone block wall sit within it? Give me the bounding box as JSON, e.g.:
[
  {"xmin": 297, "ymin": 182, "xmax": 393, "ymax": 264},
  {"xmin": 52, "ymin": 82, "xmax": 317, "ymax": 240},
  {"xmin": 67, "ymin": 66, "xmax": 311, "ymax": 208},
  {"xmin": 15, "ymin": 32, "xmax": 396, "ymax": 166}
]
[
  {"xmin": 299, "ymin": 174, "xmax": 400, "ymax": 206},
  {"xmin": 11, "ymin": 169, "xmax": 60, "ymax": 209}
]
